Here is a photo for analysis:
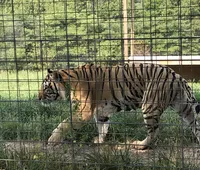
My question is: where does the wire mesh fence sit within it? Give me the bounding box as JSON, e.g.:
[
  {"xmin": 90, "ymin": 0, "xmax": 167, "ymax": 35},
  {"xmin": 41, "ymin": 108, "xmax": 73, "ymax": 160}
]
[{"xmin": 1, "ymin": 0, "xmax": 200, "ymax": 169}]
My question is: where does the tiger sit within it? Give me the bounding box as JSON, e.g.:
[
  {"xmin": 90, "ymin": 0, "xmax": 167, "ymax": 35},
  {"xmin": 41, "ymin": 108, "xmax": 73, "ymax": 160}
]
[{"xmin": 38, "ymin": 63, "xmax": 200, "ymax": 149}]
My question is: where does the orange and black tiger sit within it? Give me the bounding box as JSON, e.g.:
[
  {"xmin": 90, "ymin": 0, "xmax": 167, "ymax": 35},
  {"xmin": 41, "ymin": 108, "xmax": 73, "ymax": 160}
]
[{"xmin": 38, "ymin": 63, "xmax": 200, "ymax": 149}]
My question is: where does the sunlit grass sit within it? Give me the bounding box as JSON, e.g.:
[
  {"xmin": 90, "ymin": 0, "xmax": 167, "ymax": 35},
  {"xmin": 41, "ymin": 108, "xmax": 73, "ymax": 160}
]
[{"xmin": 0, "ymin": 70, "xmax": 45, "ymax": 99}]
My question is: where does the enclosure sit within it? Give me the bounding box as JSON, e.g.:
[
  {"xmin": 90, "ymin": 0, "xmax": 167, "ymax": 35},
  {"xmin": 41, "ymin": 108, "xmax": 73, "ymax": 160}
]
[{"xmin": 1, "ymin": 0, "xmax": 200, "ymax": 169}]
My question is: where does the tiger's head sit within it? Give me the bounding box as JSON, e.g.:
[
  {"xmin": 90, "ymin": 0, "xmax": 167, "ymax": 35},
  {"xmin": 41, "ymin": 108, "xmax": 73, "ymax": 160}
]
[{"xmin": 38, "ymin": 69, "xmax": 67, "ymax": 105}]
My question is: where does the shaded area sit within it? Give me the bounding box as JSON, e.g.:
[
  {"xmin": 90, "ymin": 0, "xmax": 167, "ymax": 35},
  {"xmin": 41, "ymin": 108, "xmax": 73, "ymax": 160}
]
[{"xmin": 170, "ymin": 65, "xmax": 200, "ymax": 82}]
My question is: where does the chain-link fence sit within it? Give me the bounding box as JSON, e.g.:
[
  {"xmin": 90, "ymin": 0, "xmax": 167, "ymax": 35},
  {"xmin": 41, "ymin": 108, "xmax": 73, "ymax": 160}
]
[{"xmin": 1, "ymin": 0, "xmax": 200, "ymax": 169}]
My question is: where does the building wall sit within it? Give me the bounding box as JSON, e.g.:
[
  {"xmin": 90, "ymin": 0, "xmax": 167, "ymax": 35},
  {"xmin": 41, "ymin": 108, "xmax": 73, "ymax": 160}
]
[{"xmin": 169, "ymin": 65, "xmax": 200, "ymax": 82}]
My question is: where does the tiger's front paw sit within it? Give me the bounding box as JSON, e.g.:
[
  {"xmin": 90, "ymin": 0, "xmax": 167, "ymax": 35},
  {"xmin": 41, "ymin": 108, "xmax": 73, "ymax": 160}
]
[
  {"xmin": 132, "ymin": 140, "xmax": 148, "ymax": 150},
  {"xmin": 48, "ymin": 130, "xmax": 63, "ymax": 146},
  {"xmin": 93, "ymin": 136, "xmax": 104, "ymax": 144}
]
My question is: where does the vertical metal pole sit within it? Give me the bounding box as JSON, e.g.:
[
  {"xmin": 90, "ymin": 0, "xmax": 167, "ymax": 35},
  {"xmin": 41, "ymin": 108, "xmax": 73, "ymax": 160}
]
[
  {"xmin": 130, "ymin": 0, "xmax": 134, "ymax": 57},
  {"xmin": 123, "ymin": 0, "xmax": 128, "ymax": 61}
]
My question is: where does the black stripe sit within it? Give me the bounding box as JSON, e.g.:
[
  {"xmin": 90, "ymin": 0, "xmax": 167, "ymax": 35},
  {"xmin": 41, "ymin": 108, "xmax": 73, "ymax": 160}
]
[
  {"xmin": 169, "ymin": 72, "xmax": 176, "ymax": 99},
  {"xmin": 148, "ymin": 125, "xmax": 159, "ymax": 133},
  {"xmin": 183, "ymin": 107, "xmax": 192, "ymax": 119},
  {"xmin": 151, "ymin": 67, "xmax": 165, "ymax": 105},
  {"xmin": 150, "ymin": 64, "xmax": 154, "ymax": 77},
  {"xmin": 81, "ymin": 65, "xmax": 86, "ymax": 79},
  {"xmin": 115, "ymin": 66, "xmax": 120, "ymax": 88},
  {"xmin": 124, "ymin": 64, "xmax": 129, "ymax": 75},
  {"xmin": 53, "ymin": 82, "xmax": 58, "ymax": 92},
  {"xmin": 80, "ymin": 65, "xmax": 91, "ymax": 112},
  {"xmin": 189, "ymin": 119, "xmax": 195, "ymax": 126},
  {"xmin": 89, "ymin": 64, "xmax": 93, "ymax": 80},
  {"xmin": 160, "ymin": 67, "xmax": 169, "ymax": 96},
  {"xmin": 129, "ymin": 65, "xmax": 135, "ymax": 82},
  {"xmin": 100, "ymin": 72, "xmax": 106, "ymax": 100},
  {"xmin": 170, "ymin": 90, "xmax": 179, "ymax": 104},
  {"xmin": 182, "ymin": 105, "xmax": 188, "ymax": 113},
  {"xmin": 108, "ymin": 67, "xmax": 121, "ymax": 104},
  {"xmin": 149, "ymin": 68, "xmax": 165, "ymax": 105},
  {"xmin": 128, "ymin": 82, "xmax": 139, "ymax": 99},
  {"xmin": 73, "ymin": 70, "xmax": 80, "ymax": 80},
  {"xmin": 144, "ymin": 115, "xmax": 155, "ymax": 120},
  {"xmin": 122, "ymin": 69, "xmax": 129, "ymax": 87},
  {"xmin": 144, "ymin": 66, "xmax": 158, "ymax": 106},
  {"xmin": 146, "ymin": 65, "xmax": 150, "ymax": 81},
  {"xmin": 170, "ymin": 72, "xmax": 176, "ymax": 89},
  {"xmin": 152, "ymin": 66, "xmax": 158, "ymax": 80},
  {"xmin": 157, "ymin": 67, "xmax": 164, "ymax": 80},
  {"xmin": 132, "ymin": 63, "xmax": 135, "ymax": 75},
  {"xmin": 143, "ymin": 104, "xmax": 162, "ymax": 115},
  {"xmin": 97, "ymin": 116, "xmax": 109, "ymax": 122},
  {"xmin": 62, "ymin": 70, "xmax": 75, "ymax": 78},
  {"xmin": 136, "ymin": 69, "xmax": 144, "ymax": 86},
  {"xmin": 118, "ymin": 80, "xmax": 125, "ymax": 97},
  {"xmin": 111, "ymin": 102, "xmax": 121, "ymax": 112},
  {"xmin": 140, "ymin": 63, "xmax": 143, "ymax": 75}
]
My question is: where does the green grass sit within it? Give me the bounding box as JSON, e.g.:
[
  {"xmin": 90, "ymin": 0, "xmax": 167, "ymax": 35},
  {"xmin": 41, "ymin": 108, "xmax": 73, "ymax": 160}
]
[
  {"xmin": 189, "ymin": 82, "xmax": 200, "ymax": 101},
  {"xmin": 0, "ymin": 70, "xmax": 44, "ymax": 99},
  {"xmin": 0, "ymin": 70, "xmax": 200, "ymax": 169}
]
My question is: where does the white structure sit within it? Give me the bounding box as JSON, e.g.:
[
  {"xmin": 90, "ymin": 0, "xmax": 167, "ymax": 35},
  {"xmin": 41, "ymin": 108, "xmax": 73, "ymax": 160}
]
[{"xmin": 128, "ymin": 56, "xmax": 200, "ymax": 65}]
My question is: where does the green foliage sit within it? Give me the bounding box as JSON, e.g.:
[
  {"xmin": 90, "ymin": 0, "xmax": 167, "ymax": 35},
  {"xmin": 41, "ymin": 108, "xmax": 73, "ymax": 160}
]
[
  {"xmin": 0, "ymin": 99, "xmax": 69, "ymax": 141},
  {"xmin": 1, "ymin": 0, "xmax": 200, "ymax": 70},
  {"xmin": 0, "ymin": 70, "xmax": 43, "ymax": 99},
  {"xmin": 134, "ymin": 0, "xmax": 200, "ymax": 55},
  {"xmin": 0, "ymin": 0, "xmax": 123, "ymax": 70}
]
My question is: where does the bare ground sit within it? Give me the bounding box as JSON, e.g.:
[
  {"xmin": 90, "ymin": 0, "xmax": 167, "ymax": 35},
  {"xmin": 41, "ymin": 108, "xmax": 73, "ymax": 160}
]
[{"xmin": 2, "ymin": 141, "xmax": 200, "ymax": 167}]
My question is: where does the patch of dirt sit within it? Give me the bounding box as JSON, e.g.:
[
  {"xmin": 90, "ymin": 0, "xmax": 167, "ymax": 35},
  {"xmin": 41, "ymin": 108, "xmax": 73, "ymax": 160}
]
[{"xmin": 2, "ymin": 141, "xmax": 200, "ymax": 166}]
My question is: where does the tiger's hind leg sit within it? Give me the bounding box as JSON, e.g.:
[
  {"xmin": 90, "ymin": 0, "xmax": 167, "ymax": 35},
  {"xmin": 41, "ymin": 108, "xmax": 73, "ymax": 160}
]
[
  {"xmin": 132, "ymin": 108, "xmax": 161, "ymax": 150},
  {"xmin": 132, "ymin": 82, "xmax": 163, "ymax": 150},
  {"xmin": 173, "ymin": 101, "xmax": 200, "ymax": 144}
]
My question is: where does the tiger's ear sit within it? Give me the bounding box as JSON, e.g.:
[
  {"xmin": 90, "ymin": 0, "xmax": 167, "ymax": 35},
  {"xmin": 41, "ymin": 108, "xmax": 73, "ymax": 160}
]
[
  {"xmin": 47, "ymin": 69, "xmax": 53, "ymax": 74},
  {"xmin": 54, "ymin": 72, "xmax": 63, "ymax": 82}
]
